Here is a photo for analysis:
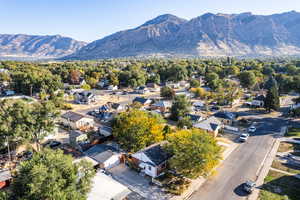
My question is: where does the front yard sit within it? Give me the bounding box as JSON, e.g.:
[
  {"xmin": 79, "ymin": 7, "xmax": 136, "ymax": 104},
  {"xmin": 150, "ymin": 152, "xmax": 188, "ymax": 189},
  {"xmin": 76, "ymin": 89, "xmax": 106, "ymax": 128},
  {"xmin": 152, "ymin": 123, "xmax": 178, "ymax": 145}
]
[
  {"xmin": 259, "ymin": 170, "xmax": 300, "ymax": 200},
  {"xmin": 277, "ymin": 142, "xmax": 300, "ymax": 153},
  {"xmin": 286, "ymin": 127, "xmax": 300, "ymax": 137}
]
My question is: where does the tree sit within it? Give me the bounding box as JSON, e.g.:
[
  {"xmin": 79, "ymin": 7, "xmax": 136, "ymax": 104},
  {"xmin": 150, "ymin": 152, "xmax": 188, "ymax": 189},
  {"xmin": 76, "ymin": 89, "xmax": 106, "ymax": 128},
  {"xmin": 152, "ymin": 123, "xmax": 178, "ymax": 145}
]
[
  {"xmin": 165, "ymin": 129, "xmax": 221, "ymax": 178},
  {"xmin": 69, "ymin": 70, "xmax": 81, "ymax": 85},
  {"xmin": 190, "ymin": 79, "xmax": 200, "ymax": 88},
  {"xmin": 112, "ymin": 109, "xmax": 165, "ymax": 152},
  {"xmin": 160, "ymin": 86, "xmax": 175, "ymax": 99},
  {"xmin": 10, "ymin": 149, "xmax": 95, "ymax": 200},
  {"xmin": 264, "ymin": 85, "xmax": 280, "ymax": 112},
  {"xmin": 264, "ymin": 75, "xmax": 278, "ymax": 91},
  {"xmin": 190, "ymin": 87, "xmax": 208, "ymax": 99},
  {"xmin": 239, "ymin": 71, "xmax": 257, "ymax": 88},
  {"xmin": 170, "ymin": 95, "xmax": 191, "ymax": 121},
  {"xmin": 81, "ymin": 83, "xmax": 91, "ymax": 90},
  {"xmin": 0, "ymin": 100, "xmax": 59, "ymax": 151},
  {"xmin": 177, "ymin": 116, "xmax": 193, "ymax": 129}
]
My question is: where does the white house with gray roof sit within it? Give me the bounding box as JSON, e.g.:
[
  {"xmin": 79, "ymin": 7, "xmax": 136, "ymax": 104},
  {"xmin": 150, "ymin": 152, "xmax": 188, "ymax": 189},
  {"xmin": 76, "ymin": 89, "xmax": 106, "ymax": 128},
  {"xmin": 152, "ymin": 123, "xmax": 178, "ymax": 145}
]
[{"xmin": 193, "ymin": 116, "xmax": 222, "ymax": 137}]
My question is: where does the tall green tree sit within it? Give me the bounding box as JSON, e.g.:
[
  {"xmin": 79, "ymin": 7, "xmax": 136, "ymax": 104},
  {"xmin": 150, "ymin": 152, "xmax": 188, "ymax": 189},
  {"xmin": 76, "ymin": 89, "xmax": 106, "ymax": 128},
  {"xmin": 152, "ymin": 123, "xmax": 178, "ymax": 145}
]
[
  {"xmin": 264, "ymin": 85, "xmax": 280, "ymax": 112},
  {"xmin": 170, "ymin": 95, "xmax": 191, "ymax": 121},
  {"xmin": 10, "ymin": 149, "xmax": 95, "ymax": 200},
  {"xmin": 0, "ymin": 100, "xmax": 59, "ymax": 151},
  {"xmin": 239, "ymin": 71, "xmax": 257, "ymax": 88},
  {"xmin": 165, "ymin": 129, "xmax": 221, "ymax": 179},
  {"xmin": 160, "ymin": 86, "xmax": 175, "ymax": 99}
]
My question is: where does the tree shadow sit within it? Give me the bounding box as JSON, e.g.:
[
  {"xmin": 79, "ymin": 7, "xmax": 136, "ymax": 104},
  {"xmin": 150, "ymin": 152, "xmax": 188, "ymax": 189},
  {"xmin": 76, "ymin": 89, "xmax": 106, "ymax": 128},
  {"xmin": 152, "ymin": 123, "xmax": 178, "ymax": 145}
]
[{"xmin": 260, "ymin": 175, "xmax": 300, "ymax": 200}]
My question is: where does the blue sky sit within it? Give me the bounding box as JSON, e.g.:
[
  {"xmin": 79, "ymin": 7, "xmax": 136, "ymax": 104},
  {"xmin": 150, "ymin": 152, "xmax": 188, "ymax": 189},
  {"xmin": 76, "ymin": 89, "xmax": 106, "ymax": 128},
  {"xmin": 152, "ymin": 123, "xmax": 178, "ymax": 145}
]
[{"xmin": 0, "ymin": 0, "xmax": 299, "ymax": 42}]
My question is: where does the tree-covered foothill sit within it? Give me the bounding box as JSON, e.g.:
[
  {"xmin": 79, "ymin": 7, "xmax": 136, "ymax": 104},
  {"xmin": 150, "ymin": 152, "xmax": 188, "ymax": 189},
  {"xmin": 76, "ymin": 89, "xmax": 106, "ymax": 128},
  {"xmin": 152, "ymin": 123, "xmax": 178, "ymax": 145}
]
[
  {"xmin": 165, "ymin": 129, "xmax": 221, "ymax": 179},
  {"xmin": 112, "ymin": 109, "xmax": 166, "ymax": 152},
  {"xmin": 10, "ymin": 149, "xmax": 95, "ymax": 200},
  {"xmin": 170, "ymin": 95, "xmax": 191, "ymax": 121}
]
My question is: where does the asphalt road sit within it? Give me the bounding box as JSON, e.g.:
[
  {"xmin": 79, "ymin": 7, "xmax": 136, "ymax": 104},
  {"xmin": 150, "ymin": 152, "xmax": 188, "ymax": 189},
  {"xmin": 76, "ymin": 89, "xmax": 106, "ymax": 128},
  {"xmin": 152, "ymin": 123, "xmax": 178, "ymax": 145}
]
[{"xmin": 189, "ymin": 117, "xmax": 287, "ymax": 200}]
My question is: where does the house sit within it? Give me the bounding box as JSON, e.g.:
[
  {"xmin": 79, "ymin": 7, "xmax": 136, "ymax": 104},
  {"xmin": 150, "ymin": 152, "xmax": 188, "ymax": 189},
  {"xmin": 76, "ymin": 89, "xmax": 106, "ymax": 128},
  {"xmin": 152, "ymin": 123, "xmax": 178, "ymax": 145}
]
[
  {"xmin": 87, "ymin": 171, "xmax": 131, "ymax": 200},
  {"xmin": 107, "ymin": 85, "xmax": 118, "ymax": 91},
  {"xmin": 193, "ymin": 116, "xmax": 222, "ymax": 137},
  {"xmin": 74, "ymin": 91, "xmax": 96, "ymax": 104},
  {"xmin": 61, "ymin": 111, "xmax": 94, "ymax": 130},
  {"xmin": 111, "ymin": 103, "xmax": 125, "ymax": 111},
  {"xmin": 179, "ymin": 80, "xmax": 190, "ymax": 88},
  {"xmin": 186, "ymin": 114, "xmax": 203, "ymax": 123},
  {"xmin": 131, "ymin": 143, "xmax": 171, "ymax": 178},
  {"xmin": 214, "ymin": 111, "xmax": 237, "ymax": 125},
  {"xmin": 146, "ymin": 83, "xmax": 160, "ymax": 92},
  {"xmin": 135, "ymin": 86, "xmax": 149, "ymax": 94},
  {"xmin": 151, "ymin": 101, "xmax": 172, "ymax": 113},
  {"xmin": 2, "ymin": 90, "xmax": 15, "ymax": 96},
  {"xmin": 84, "ymin": 144, "xmax": 121, "ymax": 169},
  {"xmin": 69, "ymin": 130, "xmax": 89, "ymax": 150},
  {"xmin": 99, "ymin": 126, "xmax": 113, "ymax": 138},
  {"xmin": 165, "ymin": 82, "xmax": 180, "ymax": 89},
  {"xmin": 97, "ymin": 79, "xmax": 110, "ymax": 88},
  {"xmin": 193, "ymin": 101, "xmax": 205, "ymax": 111},
  {"xmin": 132, "ymin": 97, "xmax": 152, "ymax": 106},
  {"xmin": 251, "ymin": 95, "xmax": 265, "ymax": 107},
  {"xmin": 0, "ymin": 169, "xmax": 11, "ymax": 189}
]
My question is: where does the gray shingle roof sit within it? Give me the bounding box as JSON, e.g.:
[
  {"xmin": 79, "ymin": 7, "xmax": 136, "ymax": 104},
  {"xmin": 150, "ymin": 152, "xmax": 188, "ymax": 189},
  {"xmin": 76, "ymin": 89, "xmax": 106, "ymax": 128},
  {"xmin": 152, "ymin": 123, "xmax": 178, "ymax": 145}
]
[
  {"xmin": 193, "ymin": 116, "xmax": 222, "ymax": 132},
  {"xmin": 61, "ymin": 111, "xmax": 87, "ymax": 122},
  {"xmin": 0, "ymin": 169, "xmax": 11, "ymax": 182},
  {"xmin": 138, "ymin": 143, "xmax": 171, "ymax": 166},
  {"xmin": 84, "ymin": 144, "xmax": 118, "ymax": 164}
]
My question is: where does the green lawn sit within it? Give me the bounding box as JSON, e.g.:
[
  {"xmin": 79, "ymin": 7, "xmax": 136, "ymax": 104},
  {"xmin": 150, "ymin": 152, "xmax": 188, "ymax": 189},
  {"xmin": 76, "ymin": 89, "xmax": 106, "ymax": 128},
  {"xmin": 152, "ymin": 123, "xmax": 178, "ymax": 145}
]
[
  {"xmin": 286, "ymin": 128, "xmax": 300, "ymax": 137},
  {"xmin": 259, "ymin": 170, "xmax": 300, "ymax": 200}
]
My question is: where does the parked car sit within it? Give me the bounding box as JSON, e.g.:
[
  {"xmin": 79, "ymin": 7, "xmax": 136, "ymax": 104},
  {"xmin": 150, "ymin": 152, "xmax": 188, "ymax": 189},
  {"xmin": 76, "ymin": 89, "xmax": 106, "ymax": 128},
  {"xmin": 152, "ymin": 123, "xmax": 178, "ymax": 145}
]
[
  {"xmin": 44, "ymin": 140, "xmax": 62, "ymax": 149},
  {"xmin": 239, "ymin": 133, "xmax": 249, "ymax": 142},
  {"xmin": 242, "ymin": 180, "xmax": 256, "ymax": 193},
  {"xmin": 248, "ymin": 126, "xmax": 256, "ymax": 133},
  {"xmin": 17, "ymin": 151, "xmax": 33, "ymax": 161},
  {"xmin": 210, "ymin": 106, "xmax": 220, "ymax": 112}
]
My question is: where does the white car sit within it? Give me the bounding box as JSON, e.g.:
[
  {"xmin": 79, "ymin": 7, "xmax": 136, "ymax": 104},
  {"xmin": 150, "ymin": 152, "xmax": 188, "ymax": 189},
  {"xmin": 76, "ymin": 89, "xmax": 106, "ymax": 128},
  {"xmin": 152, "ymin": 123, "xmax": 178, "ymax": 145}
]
[
  {"xmin": 239, "ymin": 133, "xmax": 249, "ymax": 142},
  {"xmin": 248, "ymin": 126, "xmax": 256, "ymax": 133}
]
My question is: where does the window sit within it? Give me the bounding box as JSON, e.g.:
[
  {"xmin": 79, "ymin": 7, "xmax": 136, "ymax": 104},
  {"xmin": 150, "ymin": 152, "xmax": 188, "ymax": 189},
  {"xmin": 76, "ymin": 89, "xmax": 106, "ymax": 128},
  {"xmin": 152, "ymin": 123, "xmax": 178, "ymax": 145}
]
[{"xmin": 148, "ymin": 166, "xmax": 151, "ymax": 171}]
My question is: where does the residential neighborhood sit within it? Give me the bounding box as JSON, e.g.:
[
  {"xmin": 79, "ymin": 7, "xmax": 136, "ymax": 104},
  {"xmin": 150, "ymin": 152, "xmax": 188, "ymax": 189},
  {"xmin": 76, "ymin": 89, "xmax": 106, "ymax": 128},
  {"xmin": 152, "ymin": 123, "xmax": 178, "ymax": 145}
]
[{"xmin": 1, "ymin": 57, "xmax": 300, "ymax": 200}]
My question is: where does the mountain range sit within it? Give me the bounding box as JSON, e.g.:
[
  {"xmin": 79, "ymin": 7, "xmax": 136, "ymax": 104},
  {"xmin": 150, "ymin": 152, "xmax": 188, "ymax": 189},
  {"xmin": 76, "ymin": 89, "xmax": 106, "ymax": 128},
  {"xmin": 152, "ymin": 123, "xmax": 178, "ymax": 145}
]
[
  {"xmin": 3, "ymin": 11, "xmax": 300, "ymax": 60},
  {"xmin": 65, "ymin": 11, "xmax": 300, "ymax": 59},
  {"xmin": 0, "ymin": 34, "xmax": 86, "ymax": 59}
]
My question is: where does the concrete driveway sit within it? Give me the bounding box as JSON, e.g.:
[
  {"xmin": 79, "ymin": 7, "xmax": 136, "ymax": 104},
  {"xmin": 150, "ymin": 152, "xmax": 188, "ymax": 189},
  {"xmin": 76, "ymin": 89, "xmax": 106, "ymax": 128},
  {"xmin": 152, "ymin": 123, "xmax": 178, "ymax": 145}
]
[{"xmin": 108, "ymin": 164, "xmax": 171, "ymax": 200}]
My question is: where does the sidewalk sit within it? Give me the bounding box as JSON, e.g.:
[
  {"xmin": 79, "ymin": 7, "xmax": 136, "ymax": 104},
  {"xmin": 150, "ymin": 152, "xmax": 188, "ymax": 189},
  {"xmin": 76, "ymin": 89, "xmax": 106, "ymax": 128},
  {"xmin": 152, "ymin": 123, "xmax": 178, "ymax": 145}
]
[{"xmin": 248, "ymin": 137, "xmax": 280, "ymax": 200}]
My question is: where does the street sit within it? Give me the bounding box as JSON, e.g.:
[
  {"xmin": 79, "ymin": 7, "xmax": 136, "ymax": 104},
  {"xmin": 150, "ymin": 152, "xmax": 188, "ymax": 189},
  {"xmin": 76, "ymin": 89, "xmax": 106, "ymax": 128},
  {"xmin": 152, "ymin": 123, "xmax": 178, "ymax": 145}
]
[{"xmin": 189, "ymin": 117, "xmax": 287, "ymax": 200}]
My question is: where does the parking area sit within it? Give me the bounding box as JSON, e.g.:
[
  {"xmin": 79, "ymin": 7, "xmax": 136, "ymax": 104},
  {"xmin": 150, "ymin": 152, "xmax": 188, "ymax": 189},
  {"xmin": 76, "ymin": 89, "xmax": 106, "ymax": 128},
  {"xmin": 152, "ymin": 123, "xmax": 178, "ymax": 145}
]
[{"xmin": 108, "ymin": 164, "xmax": 171, "ymax": 200}]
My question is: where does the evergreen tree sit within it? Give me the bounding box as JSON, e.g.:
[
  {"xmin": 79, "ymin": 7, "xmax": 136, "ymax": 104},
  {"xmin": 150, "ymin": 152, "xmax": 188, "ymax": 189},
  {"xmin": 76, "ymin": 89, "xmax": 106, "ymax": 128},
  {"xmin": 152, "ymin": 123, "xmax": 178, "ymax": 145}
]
[{"xmin": 264, "ymin": 85, "xmax": 280, "ymax": 112}]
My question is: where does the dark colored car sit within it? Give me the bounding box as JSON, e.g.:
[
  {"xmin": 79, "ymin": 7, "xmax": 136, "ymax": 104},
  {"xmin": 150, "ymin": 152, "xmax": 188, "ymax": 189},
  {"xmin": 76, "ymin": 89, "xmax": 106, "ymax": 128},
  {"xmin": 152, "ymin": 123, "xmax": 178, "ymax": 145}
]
[
  {"xmin": 17, "ymin": 151, "xmax": 33, "ymax": 161},
  {"xmin": 44, "ymin": 140, "xmax": 62, "ymax": 149},
  {"xmin": 210, "ymin": 106, "xmax": 220, "ymax": 111},
  {"xmin": 243, "ymin": 180, "xmax": 256, "ymax": 193}
]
